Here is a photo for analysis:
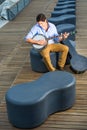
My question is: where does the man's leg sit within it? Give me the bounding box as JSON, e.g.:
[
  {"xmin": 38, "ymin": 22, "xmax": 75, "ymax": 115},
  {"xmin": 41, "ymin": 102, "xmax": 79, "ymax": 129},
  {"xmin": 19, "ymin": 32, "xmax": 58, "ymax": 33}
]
[
  {"xmin": 40, "ymin": 46, "xmax": 56, "ymax": 71},
  {"xmin": 49, "ymin": 43, "xmax": 69, "ymax": 69}
]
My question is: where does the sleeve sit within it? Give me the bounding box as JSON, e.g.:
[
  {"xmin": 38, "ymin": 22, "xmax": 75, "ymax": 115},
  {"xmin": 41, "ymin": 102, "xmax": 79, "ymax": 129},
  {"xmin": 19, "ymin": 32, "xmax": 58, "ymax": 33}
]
[
  {"xmin": 54, "ymin": 25, "xmax": 59, "ymax": 42},
  {"xmin": 53, "ymin": 24, "xmax": 60, "ymax": 43},
  {"xmin": 25, "ymin": 25, "xmax": 38, "ymax": 41}
]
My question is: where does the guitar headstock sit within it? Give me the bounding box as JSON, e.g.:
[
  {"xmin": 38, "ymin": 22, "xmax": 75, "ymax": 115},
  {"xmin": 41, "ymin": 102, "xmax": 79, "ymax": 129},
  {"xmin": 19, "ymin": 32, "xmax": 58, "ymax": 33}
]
[{"xmin": 70, "ymin": 30, "xmax": 77, "ymax": 35}]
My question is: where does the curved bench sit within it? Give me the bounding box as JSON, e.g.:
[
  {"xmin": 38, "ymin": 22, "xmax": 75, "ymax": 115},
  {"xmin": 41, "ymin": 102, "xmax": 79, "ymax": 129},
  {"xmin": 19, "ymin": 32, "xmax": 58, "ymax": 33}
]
[
  {"xmin": 30, "ymin": 48, "xmax": 58, "ymax": 73},
  {"xmin": 48, "ymin": 14, "xmax": 76, "ymax": 26},
  {"xmin": 51, "ymin": 8, "xmax": 75, "ymax": 17},
  {"xmin": 58, "ymin": 0, "xmax": 75, "ymax": 2},
  {"xmin": 54, "ymin": 4, "xmax": 76, "ymax": 11},
  {"xmin": 57, "ymin": 1, "xmax": 76, "ymax": 6},
  {"xmin": 5, "ymin": 71, "xmax": 76, "ymax": 128},
  {"xmin": 0, "ymin": 0, "xmax": 31, "ymax": 20},
  {"xmin": 56, "ymin": 23, "xmax": 76, "ymax": 41},
  {"xmin": 0, "ymin": 0, "xmax": 5, "ymax": 4}
]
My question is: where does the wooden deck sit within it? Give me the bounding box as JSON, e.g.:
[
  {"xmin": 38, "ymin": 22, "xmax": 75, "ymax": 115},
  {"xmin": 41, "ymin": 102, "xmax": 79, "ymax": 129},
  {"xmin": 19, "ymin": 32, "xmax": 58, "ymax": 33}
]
[{"xmin": 0, "ymin": 0, "xmax": 87, "ymax": 129}]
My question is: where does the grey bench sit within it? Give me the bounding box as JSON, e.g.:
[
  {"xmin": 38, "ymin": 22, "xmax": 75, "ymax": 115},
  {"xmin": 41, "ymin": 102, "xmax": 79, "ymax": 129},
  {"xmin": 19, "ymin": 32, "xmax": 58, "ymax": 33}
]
[
  {"xmin": 1, "ymin": 0, "xmax": 31, "ymax": 20},
  {"xmin": 0, "ymin": 0, "xmax": 5, "ymax": 4},
  {"xmin": 56, "ymin": 1, "xmax": 76, "ymax": 6},
  {"xmin": 48, "ymin": 14, "xmax": 76, "ymax": 26},
  {"xmin": 5, "ymin": 71, "xmax": 76, "ymax": 128},
  {"xmin": 58, "ymin": 0, "xmax": 76, "ymax": 2},
  {"xmin": 30, "ymin": 48, "xmax": 58, "ymax": 73},
  {"xmin": 51, "ymin": 8, "xmax": 75, "ymax": 17},
  {"xmin": 54, "ymin": 4, "xmax": 76, "ymax": 11},
  {"xmin": 56, "ymin": 23, "xmax": 76, "ymax": 41}
]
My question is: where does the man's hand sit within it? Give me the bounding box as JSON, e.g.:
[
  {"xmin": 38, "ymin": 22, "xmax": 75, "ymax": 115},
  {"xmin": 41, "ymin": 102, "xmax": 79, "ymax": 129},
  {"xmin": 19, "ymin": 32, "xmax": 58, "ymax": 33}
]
[
  {"xmin": 63, "ymin": 32, "xmax": 70, "ymax": 40},
  {"xmin": 59, "ymin": 33, "xmax": 63, "ymax": 41},
  {"xmin": 37, "ymin": 39, "xmax": 47, "ymax": 45}
]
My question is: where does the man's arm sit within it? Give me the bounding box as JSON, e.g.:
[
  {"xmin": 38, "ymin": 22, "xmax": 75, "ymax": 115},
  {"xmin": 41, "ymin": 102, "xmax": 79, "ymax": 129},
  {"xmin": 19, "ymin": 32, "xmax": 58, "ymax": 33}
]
[{"xmin": 26, "ymin": 38, "xmax": 46, "ymax": 45}]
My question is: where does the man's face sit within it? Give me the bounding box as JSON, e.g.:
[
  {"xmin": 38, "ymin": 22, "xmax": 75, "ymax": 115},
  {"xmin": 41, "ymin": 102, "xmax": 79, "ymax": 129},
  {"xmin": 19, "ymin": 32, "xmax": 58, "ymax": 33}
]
[{"xmin": 38, "ymin": 20, "xmax": 48, "ymax": 31}]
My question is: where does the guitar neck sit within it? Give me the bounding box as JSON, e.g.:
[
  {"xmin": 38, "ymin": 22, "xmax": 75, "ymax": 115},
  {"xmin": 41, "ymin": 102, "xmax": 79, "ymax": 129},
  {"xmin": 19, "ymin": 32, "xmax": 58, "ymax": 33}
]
[{"xmin": 46, "ymin": 30, "xmax": 77, "ymax": 41}]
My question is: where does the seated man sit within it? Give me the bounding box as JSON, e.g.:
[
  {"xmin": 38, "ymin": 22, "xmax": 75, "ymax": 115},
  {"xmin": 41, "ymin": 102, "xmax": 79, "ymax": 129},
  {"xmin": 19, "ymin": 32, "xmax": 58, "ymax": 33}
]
[{"xmin": 25, "ymin": 13, "xmax": 69, "ymax": 71}]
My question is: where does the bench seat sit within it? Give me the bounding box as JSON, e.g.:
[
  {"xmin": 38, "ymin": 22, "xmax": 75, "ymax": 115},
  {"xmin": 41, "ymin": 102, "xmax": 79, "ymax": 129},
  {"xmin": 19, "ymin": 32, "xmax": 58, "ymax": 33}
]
[
  {"xmin": 48, "ymin": 14, "xmax": 76, "ymax": 26},
  {"xmin": 51, "ymin": 8, "xmax": 75, "ymax": 17},
  {"xmin": 5, "ymin": 71, "xmax": 76, "ymax": 128},
  {"xmin": 0, "ymin": 0, "xmax": 31, "ymax": 20},
  {"xmin": 54, "ymin": 4, "xmax": 76, "ymax": 11}
]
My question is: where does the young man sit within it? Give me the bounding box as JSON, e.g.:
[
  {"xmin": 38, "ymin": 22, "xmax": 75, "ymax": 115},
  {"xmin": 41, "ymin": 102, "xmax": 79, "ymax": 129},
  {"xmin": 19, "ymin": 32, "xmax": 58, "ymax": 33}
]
[{"xmin": 25, "ymin": 13, "xmax": 69, "ymax": 71}]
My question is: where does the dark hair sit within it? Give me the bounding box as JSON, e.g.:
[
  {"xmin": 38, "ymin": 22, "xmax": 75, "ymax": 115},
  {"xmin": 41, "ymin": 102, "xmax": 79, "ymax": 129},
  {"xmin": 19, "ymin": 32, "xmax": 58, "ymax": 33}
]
[{"xmin": 36, "ymin": 13, "xmax": 46, "ymax": 22}]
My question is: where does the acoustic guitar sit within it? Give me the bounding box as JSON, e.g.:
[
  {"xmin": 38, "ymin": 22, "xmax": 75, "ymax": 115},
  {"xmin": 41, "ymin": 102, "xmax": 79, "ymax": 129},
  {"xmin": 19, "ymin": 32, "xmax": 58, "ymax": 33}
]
[
  {"xmin": 32, "ymin": 31, "xmax": 76, "ymax": 51},
  {"xmin": 62, "ymin": 39, "xmax": 87, "ymax": 73}
]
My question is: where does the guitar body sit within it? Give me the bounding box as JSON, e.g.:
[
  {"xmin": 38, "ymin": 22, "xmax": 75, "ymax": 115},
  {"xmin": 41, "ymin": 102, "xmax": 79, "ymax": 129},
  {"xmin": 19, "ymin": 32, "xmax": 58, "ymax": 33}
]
[
  {"xmin": 32, "ymin": 34, "xmax": 47, "ymax": 51},
  {"xmin": 63, "ymin": 39, "xmax": 87, "ymax": 73}
]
